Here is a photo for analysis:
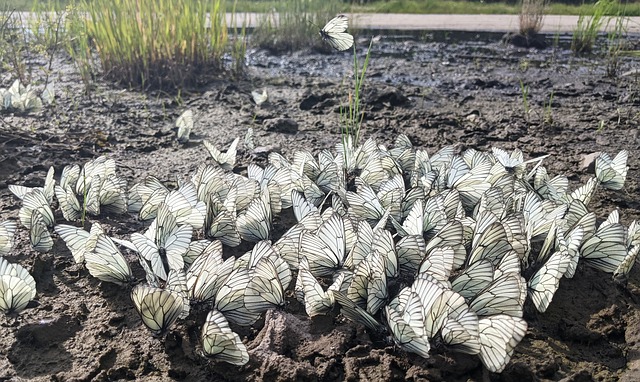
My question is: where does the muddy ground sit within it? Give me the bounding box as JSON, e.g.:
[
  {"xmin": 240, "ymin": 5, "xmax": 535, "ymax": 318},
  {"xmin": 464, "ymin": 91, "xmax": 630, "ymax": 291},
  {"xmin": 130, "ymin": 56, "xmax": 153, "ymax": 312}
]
[{"xmin": 1, "ymin": 31, "xmax": 640, "ymax": 381}]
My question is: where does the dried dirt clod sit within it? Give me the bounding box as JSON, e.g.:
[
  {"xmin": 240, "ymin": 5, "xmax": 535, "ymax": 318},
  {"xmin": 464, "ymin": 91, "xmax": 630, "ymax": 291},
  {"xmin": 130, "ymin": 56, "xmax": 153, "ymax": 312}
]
[{"xmin": 264, "ymin": 118, "xmax": 299, "ymax": 134}]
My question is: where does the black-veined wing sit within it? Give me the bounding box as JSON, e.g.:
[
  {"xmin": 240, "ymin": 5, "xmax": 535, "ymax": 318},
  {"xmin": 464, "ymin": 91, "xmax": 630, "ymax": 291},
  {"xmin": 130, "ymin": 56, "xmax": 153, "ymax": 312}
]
[
  {"xmin": 0, "ymin": 220, "xmax": 18, "ymax": 256},
  {"xmin": 613, "ymin": 244, "xmax": 640, "ymax": 283},
  {"xmin": 527, "ymin": 249, "xmax": 571, "ymax": 313},
  {"xmin": 468, "ymin": 273, "xmax": 526, "ymax": 318},
  {"xmin": 214, "ymin": 267, "xmax": 261, "ymax": 326},
  {"xmin": 579, "ymin": 222, "xmax": 627, "ymax": 273},
  {"xmin": 131, "ymin": 284, "xmax": 185, "ymax": 335},
  {"xmin": 187, "ymin": 243, "xmax": 235, "ymax": 303},
  {"xmin": 165, "ymin": 268, "xmax": 190, "ymax": 319},
  {"xmin": 298, "ymin": 213, "xmax": 346, "ymax": 277},
  {"xmin": 164, "ymin": 181, "xmax": 206, "ymax": 229},
  {"xmin": 396, "ymin": 235, "xmax": 427, "ymax": 275},
  {"xmin": 418, "ymin": 246, "xmax": 456, "ymax": 283},
  {"xmin": 478, "ymin": 314, "xmax": 527, "ymax": 373},
  {"xmin": 176, "ymin": 109, "xmax": 193, "ymax": 143},
  {"xmin": 9, "ymin": 165, "xmax": 55, "ymax": 204},
  {"xmin": 84, "ymin": 234, "xmax": 134, "ymax": 286},
  {"xmin": 384, "ymin": 304, "xmax": 431, "ymax": 359},
  {"xmin": 333, "ymin": 291, "xmax": 385, "ymax": 333},
  {"xmin": 244, "ymin": 257, "xmax": 286, "ymax": 313},
  {"xmin": 200, "ymin": 309, "xmax": 249, "ymax": 365},
  {"xmin": 595, "ymin": 150, "xmax": 628, "ymax": 191},
  {"xmin": 29, "ymin": 210, "xmax": 53, "ymax": 253},
  {"xmin": 18, "ymin": 189, "xmax": 55, "ymax": 228},
  {"xmin": 320, "ymin": 15, "xmax": 354, "ymax": 51},
  {"xmin": 0, "ymin": 257, "xmax": 37, "ymax": 314},
  {"xmin": 54, "ymin": 184, "xmax": 82, "ymax": 221},
  {"xmin": 296, "ymin": 257, "xmax": 341, "ymax": 317},
  {"xmin": 203, "ymin": 137, "xmax": 240, "ymax": 171},
  {"xmin": 236, "ymin": 188, "xmax": 272, "ymax": 242},
  {"xmin": 451, "ymin": 259, "xmax": 494, "ymax": 301}
]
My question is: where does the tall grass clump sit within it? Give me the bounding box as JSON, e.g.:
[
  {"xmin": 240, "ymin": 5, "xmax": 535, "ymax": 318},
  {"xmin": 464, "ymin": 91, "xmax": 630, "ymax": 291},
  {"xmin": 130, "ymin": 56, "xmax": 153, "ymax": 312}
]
[
  {"xmin": 605, "ymin": 10, "xmax": 628, "ymax": 77},
  {"xmin": 253, "ymin": 0, "xmax": 342, "ymax": 52},
  {"xmin": 81, "ymin": 0, "xmax": 228, "ymax": 91},
  {"xmin": 519, "ymin": 0, "xmax": 548, "ymax": 36},
  {"xmin": 572, "ymin": 0, "xmax": 616, "ymax": 54}
]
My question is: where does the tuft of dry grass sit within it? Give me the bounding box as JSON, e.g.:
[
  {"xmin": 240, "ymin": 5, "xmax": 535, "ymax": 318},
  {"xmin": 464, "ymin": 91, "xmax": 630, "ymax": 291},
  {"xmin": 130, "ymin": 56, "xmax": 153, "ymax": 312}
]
[{"xmin": 519, "ymin": 0, "xmax": 548, "ymax": 36}]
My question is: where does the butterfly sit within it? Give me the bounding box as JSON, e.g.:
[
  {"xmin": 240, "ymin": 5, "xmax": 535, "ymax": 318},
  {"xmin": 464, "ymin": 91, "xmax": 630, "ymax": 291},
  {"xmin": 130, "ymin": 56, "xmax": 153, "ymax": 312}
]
[
  {"xmin": 186, "ymin": 241, "xmax": 235, "ymax": 303},
  {"xmin": 9, "ymin": 165, "xmax": 55, "ymax": 204},
  {"xmin": 595, "ymin": 150, "xmax": 628, "ymax": 191},
  {"xmin": 320, "ymin": 15, "xmax": 354, "ymax": 51},
  {"xmin": 251, "ymin": 89, "xmax": 268, "ymax": 106},
  {"xmin": 176, "ymin": 109, "xmax": 193, "ymax": 143},
  {"xmin": 477, "ymin": 314, "xmax": 528, "ymax": 373},
  {"xmin": 84, "ymin": 232, "xmax": 134, "ymax": 286},
  {"xmin": 18, "ymin": 189, "xmax": 55, "ymax": 229},
  {"xmin": 203, "ymin": 138, "xmax": 240, "ymax": 171},
  {"xmin": 131, "ymin": 203, "xmax": 193, "ymax": 281},
  {"xmin": 131, "ymin": 284, "xmax": 186, "ymax": 335},
  {"xmin": 384, "ymin": 290, "xmax": 432, "ymax": 359},
  {"xmin": 0, "ymin": 220, "xmax": 18, "ymax": 256},
  {"xmin": 0, "ymin": 256, "xmax": 37, "ymax": 314},
  {"xmin": 200, "ymin": 310, "xmax": 249, "ymax": 365},
  {"xmin": 29, "ymin": 210, "xmax": 53, "ymax": 253}
]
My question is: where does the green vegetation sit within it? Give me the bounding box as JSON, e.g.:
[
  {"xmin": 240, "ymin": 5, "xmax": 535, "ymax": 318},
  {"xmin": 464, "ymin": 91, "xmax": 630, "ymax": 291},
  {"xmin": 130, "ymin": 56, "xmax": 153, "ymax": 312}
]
[
  {"xmin": 3, "ymin": 0, "xmax": 640, "ymax": 15},
  {"xmin": 605, "ymin": 9, "xmax": 629, "ymax": 77},
  {"xmin": 80, "ymin": 0, "xmax": 228, "ymax": 90},
  {"xmin": 340, "ymin": 40, "xmax": 373, "ymax": 145},
  {"xmin": 572, "ymin": 0, "xmax": 616, "ymax": 53},
  {"xmin": 252, "ymin": 0, "xmax": 341, "ymax": 52}
]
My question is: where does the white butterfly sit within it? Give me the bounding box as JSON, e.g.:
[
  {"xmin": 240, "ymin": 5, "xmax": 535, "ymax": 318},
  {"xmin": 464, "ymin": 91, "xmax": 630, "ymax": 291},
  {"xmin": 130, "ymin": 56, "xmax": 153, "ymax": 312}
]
[
  {"xmin": 200, "ymin": 310, "xmax": 249, "ymax": 365},
  {"xmin": 595, "ymin": 150, "xmax": 628, "ymax": 191},
  {"xmin": 164, "ymin": 181, "xmax": 207, "ymax": 229},
  {"xmin": 236, "ymin": 188, "xmax": 272, "ymax": 242},
  {"xmin": 131, "ymin": 203, "xmax": 192, "ymax": 281},
  {"xmin": 527, "ymin": 249, "xmax": 571, "ymax": 313},
  {"xmin": 333, "ymin": 291, "xmax": 385, "ymax": 333},
  {"xmin": 251, "ymin": 88, "xmax": 268, "ymax": 106},
  {"xmin": 18, "ymin": 189, "xmax": 55, "ymax": 229},
  {"xmin": 84, "ymin": 233, "xmax": 134, "ymax": 286},
  {"xmin": 203, "ymin": 137, "xmax": 240, "ymax": 171},
  {"xmin": 55, "ymin": 224, "xmax": 95, "ymax": 264},
  {"xmin": 9, "ymin": 166, "xmax": 55, "ymax": 204},
  {"xmin": 298, "ymin": 213, "xmax": 349, "ymax": 277},
  {"xmin": 384, "ymin": 294, "xmax": 432, "ymax": 359},
  {"xmin": 320, "ymin": 15, "xmax": 354, "ymax": 51},
  {"xmin": 579, "ymin": 222, "xmax": 627, "ymax": 274},
  {"xmin": 29, "ymin": 210, "xmax": 53, "ymax": 253},
  {"xmin": 54, "ymin": 185, "xmax": 82, "ymax": 221},
  {"xmin": 214, "ymin": 267, "xmax": 261, "ymax": 326},
  {"xmin": 295, "ymin": 257, "xmax": 345, "ymax": 317},
  {"xmin": 176, "ymin": 109, "xmax": 193, "ymax": 143},
  {"xmin": 244, "ymin": 128, "xmax": 255, "ymax": 151},
  {"xmin": 468, "ymin": 273, "xmax": 526, "ymax": 318},
  {"xmin": 477, "ymin": 314, "xmax": 528, "ymax": 373},
  {"xmin": 186, "ymin": 241, "xmax": 235, "ymax": 303},
  {"xmin": 0, "ymin": 220, "xmax": 18, "ymax": 256},
  {"xmin": 131, "ymin": 284, "xmax": 185, "ymax": 335},
  {"xmin": 0, "ymin": 257, "xmax": 37, "ymax": 314}
]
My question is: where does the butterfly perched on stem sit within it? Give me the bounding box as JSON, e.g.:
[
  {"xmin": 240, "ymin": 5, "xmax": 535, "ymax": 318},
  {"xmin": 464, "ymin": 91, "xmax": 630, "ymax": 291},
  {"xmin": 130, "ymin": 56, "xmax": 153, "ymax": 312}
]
[{"xmin": 319, "ymin": 15, "xmax": 354, "ymax": 51}]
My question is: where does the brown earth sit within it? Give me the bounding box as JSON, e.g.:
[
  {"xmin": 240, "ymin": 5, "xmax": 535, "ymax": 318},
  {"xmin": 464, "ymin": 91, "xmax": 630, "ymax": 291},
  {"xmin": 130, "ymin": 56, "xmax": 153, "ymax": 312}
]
[{"xmin": 1, "ymin": 32, "xmax": 640, "ymax": 381}]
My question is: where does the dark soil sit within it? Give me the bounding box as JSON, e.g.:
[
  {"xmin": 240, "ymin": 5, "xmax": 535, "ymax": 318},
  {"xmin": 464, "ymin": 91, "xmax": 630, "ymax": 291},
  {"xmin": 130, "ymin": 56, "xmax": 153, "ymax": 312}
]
[{"xmin": 1, "ymin": 32, "xmax": 640, "ymax": 381}]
